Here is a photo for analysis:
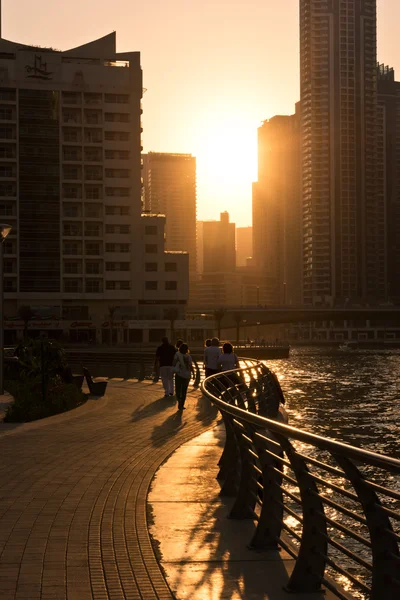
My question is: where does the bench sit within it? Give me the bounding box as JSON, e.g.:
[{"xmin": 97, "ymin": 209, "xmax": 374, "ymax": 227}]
[{"xmin": 83, "ymin": 367, "xmax": 108, "ymax": 396}]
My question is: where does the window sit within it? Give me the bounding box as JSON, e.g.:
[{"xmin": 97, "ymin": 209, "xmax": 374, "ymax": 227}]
[
  {"xmin": 0, "ymin": 145, "xmax": 15, "ymax": 158},
  {"xmin": 85, "ymin": 261, "xmax": 101, "ymax": 274},
  {"xmin": 63, "ymin": 185, "xmax": 81, "ymax": 199},
  {"xmin": 105, "ymin": 187, "xmax": 130, "ymax": 197},
  {"xmin": 84, "ymin": 92, "xmax": 102, "ymax": 105},
  {"xmin": 165, "ymin": 281, "xmax": 177, "ymax": 291},
  {"xmin": 84, "ymin": 147, "xmax": 102, "ymax": 162},
  {"xmin": 85, "ymin": 166, "xmax": 102, "ymax": 181},
  {"xmin": 4, "ymin": 278, "xmax": 16, "ymax": 292},
  {"xmin": 104, "ymin": 113, "xmax": 130, "ymax": 123},
  {"xmin": 0, "ymin": 183, "xmax": 16, "ymax": 197},
  {"xmin": 145, "ymin": 281, "xmax": 158, "ymax": 290},
  {"xmin": 120, "ymin": 224, "xmax": 130, "ymax": 234},
  {"xmin": 85, "ymin": 203, "xmax": 102, "ymax": 218},
  {"xmin": 104, "ymin": 131, "xmax": 130, "ymax": 141},
  {"xmin": 145, "ymin": 225, "xmax": 157, "ymax": 235},
  {"xmin": 106, "ymin": 280, "xmax": 131, "ymax": 291},
  {"xmin": 3, "ymin": 240, "xmax": 15, "ymax": 254},
  {"xmin": 0, "ymin": 125, "xmax": 14, "ymax": 139},
  {"xmin": 85, "ymin": 242, "xmax": 101, "ymax": 256},
  {"xmin": 0, "ymin": 107, "xmax": 13, "ymax": 120},
  {"xmin": 119, "ymin": 262, "xmax": 130, "ymax": 271},
  {"xmin": 85, "ymin": 110, "xmax": 102, "ymax": 125},
  {"xmin": 64, "ymin": 279, "xmax": 82, "ymax": 292},
  {"xmin": 3, "ymin": 259, "xmax": 13, "ymax": 273},
  {"xmin": 120, "ymin": 281, "xmax": 130, "ymax": 290},
  {"xmin": 63, "ymin": 223, "xmax": 82, "ymax": 236},
  {"xmin": 85, "ymin": 186, "xmax": 102, "ymax": 200},
  {"xmin": 105, "ymin": 93, "xmax": 129, "ymax": 103},
  {"xmin": 64, "ymin": 241, "xmax": 81, "ymax": 255},
  {"xmin": 64, "ymin": 261, "xmax": 80, "ymax": 274},
  {"xmin": 64, "ymin": 166, "xmax": 81, "ymax": 180},
  {"xmin": 105, "ymin": 224, "xmax": 130, "ymax": 234},
  {"xmin": 86, "ymin": 279, "xmax": 102, "ymax": 293},
  {"xmin": 105, "ymin": 224, "xmax": 115, "ymax": 234},
  {"xmin": 105, "ymin": 168, "xmax": 130, "ymax": 178},
  {"xmin": 165, "ymin": 262, "xmax": 177, "ymax": 272},
  {"xmin": 0, "ymin": 202, "xmax": 14, "ymax": 216},
  {"xmin": 63, "ymin": 147, "xmax": 81, "ymax": 161},
  {"xmin": 105, "ymin": 243, "xmax": 130, "ymax": 253},
  {"xmin": 106, "ymin": 281, "xmax": 116, "ymax": 290},
  {"xmin": 85, "ymin": 223, "xmax": 101, "ymax": 237},
  {"xmin": 84, "ymin": 129, "xmax": 102, "ymax": 144},
  {"xmin": 145, "ymin": 263, "xmax": 158, "ymax": 272},
  {"xmin": 0, "ymin": 165, "xmax": 15, "ymax": 178},
  {"xmin": 145, "ymin": 244, "xmax": 157, "ymax": 254},
  {"xmin": 64, "ymin": 128, "xmax": 80, "ymax": 143},
  {"xmin": 105, "ymin": 149, "xmax": 130, "ymax": 160}
]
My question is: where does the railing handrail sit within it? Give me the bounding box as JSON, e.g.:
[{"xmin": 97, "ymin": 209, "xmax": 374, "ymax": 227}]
[
  {"xmin": 201, "ymin": 359, "xmax": 400, "ymax": 600},
  {"xmin": 202, "ymin": 366, "xmax": 400, "ymax": 473}
]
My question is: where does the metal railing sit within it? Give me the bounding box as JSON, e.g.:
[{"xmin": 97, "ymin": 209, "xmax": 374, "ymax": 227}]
[{"xmin": 201, "ymin": 359, "xmax": 400, "ymax": 600}]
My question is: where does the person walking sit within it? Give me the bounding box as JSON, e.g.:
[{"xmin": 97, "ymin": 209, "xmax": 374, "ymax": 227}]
[
  {"xmin": 173, "ymin": 343, "xmax": 194, "ymax": 410},
  {"xmin": 217, "ymin": 342, "xmax": 239, "ymax": 372},
  {"xmin": 204, "ymin": 337, "xmax": 221, "ymax": 378},
  {"xmin": 154, "ymin": 337, "xmax": 177, "ymax": 397}
]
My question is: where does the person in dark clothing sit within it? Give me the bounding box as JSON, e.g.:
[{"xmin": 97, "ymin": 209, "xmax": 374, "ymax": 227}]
[
  {"xmin": 155, "ymin": 337, "xmax": 177, "ymax": 397},
  {"xmin": 173, "ymin": 343, "xmax": 194, "ymax": 410}
]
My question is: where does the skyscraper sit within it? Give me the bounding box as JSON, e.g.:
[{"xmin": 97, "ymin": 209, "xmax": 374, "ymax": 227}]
[
  {"xmin": 252, "ymin": 109, "xmax": 302, "ymax": 305},
  {"xmin": 142, "ymin": 152, "xmax": 197, "ymax": 279},
  {"xmin": 202, "ymin": 211, "xmax": 236, "ymax": 274},
  {"xmin": 300, "ymin": 0, "xmax": 385, "ymax": 306},
  {"xmin": 377, "ymin": 65, "xmax": 400, "ymax": 303},
  {"xmin": 236, "ymin": 226, "xmax": 253, "ymax": 268}
]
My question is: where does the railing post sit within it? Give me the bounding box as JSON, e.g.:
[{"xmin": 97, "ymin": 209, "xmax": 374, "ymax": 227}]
[
  {"xmin": 218, "ymin": 412, "xmax": 241, "ymax": 496},
  {"xmin": 334, "ymin": 454, "xmax": 400, "ymax": 600},
  {"xmin": 278, "ymin": 436, "xmax": 328, "ymax": 593},
  {"xmin": 229, "ymin": 422, "xmax": 258, "ymax": 519},
  {"xmin": 249, "ymin": 432, "xmax": 283, "ymax": 549}
]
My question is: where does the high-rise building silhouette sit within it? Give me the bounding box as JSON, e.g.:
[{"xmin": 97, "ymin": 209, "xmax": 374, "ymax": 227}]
[
  {"xmin": 252, "ymin": 109, "xmax": 302, "ymax": 305},
  {"xmin": 236, "ymin": 226, "xmax": 253, "ymax": 268},
  {"xmin": 377, "ymin": 64, "xmax": 400, "ymax": 303},
  {"xmin": 202, "ymin": 211, "xmax": 236, "ymax": 274},
  {"xmin": 142, "ymin": 152, "xmax": 197, "ymax": 279},
  {"xmin": 300, "ymin": 0, "xmax": 385, "ymax": 306}
]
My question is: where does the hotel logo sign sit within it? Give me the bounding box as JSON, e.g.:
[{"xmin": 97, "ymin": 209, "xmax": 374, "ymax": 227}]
[{"xmin": 25, "ymin": 55, "xmax": 53, "ymax": 80}]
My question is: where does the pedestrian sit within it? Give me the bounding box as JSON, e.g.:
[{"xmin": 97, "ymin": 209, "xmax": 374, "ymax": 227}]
[
  {"xmin": 173, "ymin": 343, "xmax": 194, "ymax": 410},
  {"xmin": 154, "ymin": 337, "xmax": 177, "ymax": 397},
  {"xmin": 204, "ymin": 337, "xmax": 221, "ymax": 378},
  {"xmin": 217, "ymin": 342, "xmax": 239, "ymax": 372},
  {"xmin": 175, "ymin": 338, "xmax": 183, "ymax": 351}
]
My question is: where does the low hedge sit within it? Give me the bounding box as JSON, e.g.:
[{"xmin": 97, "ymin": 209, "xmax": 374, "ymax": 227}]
[{"xmin": 4, "ymin": 376, "xmax": 88, "ymax": 423}]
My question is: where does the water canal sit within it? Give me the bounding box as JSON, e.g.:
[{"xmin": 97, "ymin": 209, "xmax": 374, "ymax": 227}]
[{"xmin": 265, "ymin": 347, "xmax": 400, "ymax": 459}]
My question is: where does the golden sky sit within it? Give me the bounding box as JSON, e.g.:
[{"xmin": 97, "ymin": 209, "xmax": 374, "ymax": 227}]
[{"xmin": 5, "ymin": 0, "xmax": 400, "ymax": 226}]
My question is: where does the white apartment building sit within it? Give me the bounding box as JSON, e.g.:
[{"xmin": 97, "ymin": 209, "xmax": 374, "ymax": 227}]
[{"xmin": 0, "ymin": 32, "xmax": 189, "ymax": 343}]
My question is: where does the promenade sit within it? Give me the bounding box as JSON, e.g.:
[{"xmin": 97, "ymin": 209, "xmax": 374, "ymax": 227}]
[
  {"xmin": 0, "ymin": 380, "xmax": 217, "ymax": 600},
  {"xmin": 0, "ymin": 379, "xmax": 340, "ymax": 600}
]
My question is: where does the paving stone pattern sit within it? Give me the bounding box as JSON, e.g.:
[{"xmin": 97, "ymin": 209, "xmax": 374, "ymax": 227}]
[{"xmin": 0, "ymin": 380, "xmax": 218, "ymax": 600}]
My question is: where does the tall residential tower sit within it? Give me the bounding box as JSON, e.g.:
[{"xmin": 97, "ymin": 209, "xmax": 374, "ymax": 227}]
[{"xmin": 300, "ymin": 0, "xmax": 385, "ymax": 306}]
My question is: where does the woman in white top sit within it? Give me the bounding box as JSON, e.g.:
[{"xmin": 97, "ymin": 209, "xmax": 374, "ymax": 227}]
[{"xmin": 173, "ymin": 343, "xmax": 194, "ymax": 410}]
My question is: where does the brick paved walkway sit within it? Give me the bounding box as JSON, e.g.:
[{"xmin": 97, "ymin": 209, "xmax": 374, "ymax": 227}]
[{"xmin": 0, "ymin": 380, "xmax": 218, "ymax": 600}]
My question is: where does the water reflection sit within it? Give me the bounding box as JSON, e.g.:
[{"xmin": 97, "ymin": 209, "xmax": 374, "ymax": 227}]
[{"xmin": 264, "ymin": 347, "xmax": 400, "ymax": 458}]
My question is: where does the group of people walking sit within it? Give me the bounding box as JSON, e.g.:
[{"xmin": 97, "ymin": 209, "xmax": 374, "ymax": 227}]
[{"xmin": 154, "ymin": 336, "xmax": 239, "ymax": 411}]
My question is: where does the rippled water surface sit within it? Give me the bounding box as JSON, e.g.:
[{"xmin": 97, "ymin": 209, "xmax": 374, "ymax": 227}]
[{"xmin": 264, "ymin": 347, "xmax": 400, "ymax": 458}]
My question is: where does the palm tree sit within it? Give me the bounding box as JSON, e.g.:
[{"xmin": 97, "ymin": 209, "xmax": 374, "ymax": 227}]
[
  {"xmin": 164, "ymin": 307, "xmax": 179, "ymax": 341},
  {"xmin": 213, "ymin": 307, "xmax": 227, "ymax": 340},
  {"xmin": 17, "ymin": 305, "xmax": 35, "ymax": 340},
  {"xmin": 108, "ymin": 305, "xmax": 118, "ymax": 346},
  {"xmin": 233, "ymin": 312, "xmax": 244, "ymax": 344}
]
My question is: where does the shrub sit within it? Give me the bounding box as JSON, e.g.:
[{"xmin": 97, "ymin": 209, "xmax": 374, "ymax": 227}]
[{"xmin": 4, "ymin": 376, "xmax": 87, "ymax": 423}]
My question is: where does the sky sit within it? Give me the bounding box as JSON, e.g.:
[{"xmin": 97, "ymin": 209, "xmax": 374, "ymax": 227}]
[{"xmin": 4, "ymin": 0, "xmax": 400, "ymax": 226}]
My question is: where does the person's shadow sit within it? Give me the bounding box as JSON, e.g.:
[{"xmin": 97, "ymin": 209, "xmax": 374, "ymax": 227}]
[
  {"xmin": 131, "ymin": 395, "xmax": 176, "ymax": 422},
  {"xmin": 151, "ymin": 410, "xmax": 185, "ymax": 447}
]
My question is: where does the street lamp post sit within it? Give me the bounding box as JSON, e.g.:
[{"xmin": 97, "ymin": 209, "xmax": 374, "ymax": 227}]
[
  {"xmin": 0, "ymin": 224, "xmax": 12, "ymax": 395},
  {"xmin": 256, "ymin": 321, "xmax": 260, "ymax": 342}
]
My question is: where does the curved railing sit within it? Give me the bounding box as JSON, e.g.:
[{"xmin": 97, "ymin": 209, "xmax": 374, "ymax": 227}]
[{"xmin": 201, "ymin": 359, "xmax": 400, "ymax": 600}]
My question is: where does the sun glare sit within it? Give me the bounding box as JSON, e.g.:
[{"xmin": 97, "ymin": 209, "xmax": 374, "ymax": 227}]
[{"xmin": 193, "ymin": 113, "xmax": 258, "ymax": 223}]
